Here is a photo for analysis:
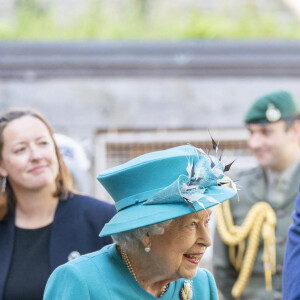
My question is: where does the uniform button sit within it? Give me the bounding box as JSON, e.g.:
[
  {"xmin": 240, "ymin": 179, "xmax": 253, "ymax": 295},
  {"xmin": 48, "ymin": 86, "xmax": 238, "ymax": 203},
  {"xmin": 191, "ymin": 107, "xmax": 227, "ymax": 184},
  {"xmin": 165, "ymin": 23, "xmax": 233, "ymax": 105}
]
[
  {"xmin": 276, "ymin": 264, "xmax": 283, "ymax": 273},
  {"xmin": 276, "ymin": 210, "xmax": 285, "ymax": 218},
  {"xmin": 68, "ymin": 251, "xmax": 81, "ymax": 261},
  {"xmin": 273, "ymin": 291, "xmax": 282, "ymax": 299},
  {"xmin": 276, "ymin": 236, "xmax": 286, "ymax": 245}
]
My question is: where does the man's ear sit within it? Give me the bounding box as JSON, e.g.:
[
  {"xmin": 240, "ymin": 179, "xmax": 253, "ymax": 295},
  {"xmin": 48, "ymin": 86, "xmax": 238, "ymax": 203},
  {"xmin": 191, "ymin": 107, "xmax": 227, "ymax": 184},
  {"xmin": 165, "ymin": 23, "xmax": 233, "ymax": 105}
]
[{"xmin": 291, "ymin": 120, "xmax": 300, "ymax": 139}]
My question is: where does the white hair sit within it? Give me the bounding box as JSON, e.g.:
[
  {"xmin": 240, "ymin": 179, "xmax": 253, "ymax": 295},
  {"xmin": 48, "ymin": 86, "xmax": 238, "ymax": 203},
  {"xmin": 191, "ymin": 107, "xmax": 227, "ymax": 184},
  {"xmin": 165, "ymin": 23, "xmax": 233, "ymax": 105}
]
[{"xmin": 112, "ymin": 220, "xmax": 173, "ymax": 252}]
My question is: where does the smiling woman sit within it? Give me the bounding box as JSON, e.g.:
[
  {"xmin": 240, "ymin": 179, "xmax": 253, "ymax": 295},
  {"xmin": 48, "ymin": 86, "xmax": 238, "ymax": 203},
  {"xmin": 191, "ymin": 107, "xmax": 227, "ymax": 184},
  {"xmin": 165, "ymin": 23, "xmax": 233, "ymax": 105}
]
[
  {"xmin": 0, "ymin": 109, "xmax": 116, "ymax": 300},
  {"xmin": 44, "ymin": 144, "xmax": 237, "ymax": 300},
  {"xmin": 0, "ymin": 115, "xmax": 60, "ymax": 202}
]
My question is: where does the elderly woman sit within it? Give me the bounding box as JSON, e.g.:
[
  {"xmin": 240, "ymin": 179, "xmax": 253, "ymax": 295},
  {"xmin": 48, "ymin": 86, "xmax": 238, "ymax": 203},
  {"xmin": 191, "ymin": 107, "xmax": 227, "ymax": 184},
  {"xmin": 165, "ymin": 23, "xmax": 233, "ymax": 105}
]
[{"xmin": 44, "ymin": 145, "xmax": 236, "ymax": 299}]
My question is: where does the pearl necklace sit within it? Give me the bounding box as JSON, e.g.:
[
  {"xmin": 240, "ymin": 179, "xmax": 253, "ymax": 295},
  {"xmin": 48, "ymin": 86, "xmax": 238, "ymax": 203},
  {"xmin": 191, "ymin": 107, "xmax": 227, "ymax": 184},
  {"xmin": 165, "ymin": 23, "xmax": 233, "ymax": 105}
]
[{"xmin": 120, "ymin": 247, "xmax": 169, "ymax": 298}]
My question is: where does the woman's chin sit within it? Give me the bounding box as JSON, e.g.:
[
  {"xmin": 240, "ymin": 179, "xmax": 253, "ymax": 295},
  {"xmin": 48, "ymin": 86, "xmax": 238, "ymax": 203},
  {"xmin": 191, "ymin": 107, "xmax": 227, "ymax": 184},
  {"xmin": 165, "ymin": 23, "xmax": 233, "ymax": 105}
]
[
  {"xmin": 186, "ymin": 271, "xmax": 197, "ymax": 278},
  {"xmin": 179, "ymin": 268, "xmax": 198, "ymax": 279}
]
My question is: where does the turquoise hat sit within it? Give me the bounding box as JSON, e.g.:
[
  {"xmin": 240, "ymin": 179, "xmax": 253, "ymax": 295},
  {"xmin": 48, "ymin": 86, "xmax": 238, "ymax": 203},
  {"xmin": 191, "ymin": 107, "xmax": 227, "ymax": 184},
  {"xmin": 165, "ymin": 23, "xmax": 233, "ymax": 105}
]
[{"xmin": 98, "ymin": 145, "xmax": 237, "ymax": 237}]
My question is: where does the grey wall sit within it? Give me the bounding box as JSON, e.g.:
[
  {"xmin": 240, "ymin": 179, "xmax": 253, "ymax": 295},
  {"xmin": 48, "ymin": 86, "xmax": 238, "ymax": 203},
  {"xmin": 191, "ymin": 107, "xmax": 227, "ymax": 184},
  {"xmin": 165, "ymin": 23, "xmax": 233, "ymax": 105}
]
[{"xmin": 1, "ymin": 77, "xmax": 300, "ymax": 140}]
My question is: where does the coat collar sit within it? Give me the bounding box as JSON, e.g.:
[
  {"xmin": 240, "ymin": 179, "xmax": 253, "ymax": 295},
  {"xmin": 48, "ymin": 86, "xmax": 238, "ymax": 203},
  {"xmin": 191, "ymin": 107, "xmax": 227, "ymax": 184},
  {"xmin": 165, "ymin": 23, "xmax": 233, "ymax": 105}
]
[{"xmin": 49, "ymin": 195, "xmax": 81, "ymax": 270}]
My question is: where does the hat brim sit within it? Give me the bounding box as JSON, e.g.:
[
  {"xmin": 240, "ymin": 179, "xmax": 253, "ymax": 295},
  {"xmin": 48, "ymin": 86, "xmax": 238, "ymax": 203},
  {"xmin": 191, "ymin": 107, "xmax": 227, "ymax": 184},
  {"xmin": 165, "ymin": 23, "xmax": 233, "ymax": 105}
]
[{"xmin": 99, "ymin": 186, "xmax": 236, "ymax": 237}]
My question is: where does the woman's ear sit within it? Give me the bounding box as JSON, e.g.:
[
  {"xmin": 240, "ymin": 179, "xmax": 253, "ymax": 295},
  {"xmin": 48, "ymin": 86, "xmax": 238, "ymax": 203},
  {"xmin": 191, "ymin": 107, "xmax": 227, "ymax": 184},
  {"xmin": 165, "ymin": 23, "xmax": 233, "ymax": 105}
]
[
  {"xmin": 141, "ymin": 232, "xmax": 150, "ymax": 248},
  {"xmin": 0, "ymin": 164, "xmax": 8, "ymax": 177}
]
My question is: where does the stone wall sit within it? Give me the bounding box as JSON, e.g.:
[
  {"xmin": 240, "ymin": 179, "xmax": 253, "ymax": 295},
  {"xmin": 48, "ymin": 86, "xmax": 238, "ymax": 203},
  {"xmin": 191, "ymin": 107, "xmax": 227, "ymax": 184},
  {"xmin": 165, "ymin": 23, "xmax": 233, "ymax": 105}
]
[
  {"xmin": 1, "ymin": 77, "xmax": 300, "ymax": 139},
  {"xmin": 1, "ymin": 76, "xmax": 300, "ymax": 158}
]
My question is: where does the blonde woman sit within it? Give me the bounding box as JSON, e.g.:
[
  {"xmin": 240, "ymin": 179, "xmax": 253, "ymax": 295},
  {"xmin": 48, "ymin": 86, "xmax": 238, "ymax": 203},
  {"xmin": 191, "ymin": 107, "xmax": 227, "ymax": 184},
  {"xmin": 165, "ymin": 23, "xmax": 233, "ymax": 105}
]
[{"xmin": 0, "ymin": 109, "xmax": 115, "ymax": 300}]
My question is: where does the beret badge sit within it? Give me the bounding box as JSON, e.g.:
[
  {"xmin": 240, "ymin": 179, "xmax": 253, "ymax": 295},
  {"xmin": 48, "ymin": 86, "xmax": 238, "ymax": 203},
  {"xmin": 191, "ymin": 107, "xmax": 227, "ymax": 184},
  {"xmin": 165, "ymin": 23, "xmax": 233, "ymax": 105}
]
[{"xmin": 265, "ymin": 104, "xmax": 281, "ymax": 122}]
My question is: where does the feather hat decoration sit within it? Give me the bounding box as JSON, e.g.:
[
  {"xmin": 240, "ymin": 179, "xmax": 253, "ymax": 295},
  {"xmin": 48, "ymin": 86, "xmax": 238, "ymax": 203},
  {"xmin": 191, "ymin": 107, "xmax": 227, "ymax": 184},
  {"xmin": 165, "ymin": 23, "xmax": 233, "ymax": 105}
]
[{"xmin": 144, "ymin": 138, "xmax": 237, "ymax": 211}]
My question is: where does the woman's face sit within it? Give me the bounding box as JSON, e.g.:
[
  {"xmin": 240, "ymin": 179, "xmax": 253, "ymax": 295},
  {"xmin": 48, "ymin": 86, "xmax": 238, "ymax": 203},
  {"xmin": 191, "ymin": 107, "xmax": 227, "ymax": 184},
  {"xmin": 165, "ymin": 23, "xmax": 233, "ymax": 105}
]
[
  {"xmin": 148, "ymin": 209, "xmax": 212, "ymax": 281},
  {"xmin": 0, "ymin": 115, "xmax": 59, "ymax": 193}
]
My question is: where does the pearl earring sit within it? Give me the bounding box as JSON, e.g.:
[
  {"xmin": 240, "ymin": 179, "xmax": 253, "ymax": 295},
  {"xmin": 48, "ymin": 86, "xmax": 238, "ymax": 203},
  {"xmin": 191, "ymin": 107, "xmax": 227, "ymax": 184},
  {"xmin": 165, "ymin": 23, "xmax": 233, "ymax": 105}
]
[
  {"xmin": 145, "ymin": 246, "xmax": 151, "ymax": 253},
  {"xmin": 1, "ymin": 177, "xmax": 6, "ymax": 193}
]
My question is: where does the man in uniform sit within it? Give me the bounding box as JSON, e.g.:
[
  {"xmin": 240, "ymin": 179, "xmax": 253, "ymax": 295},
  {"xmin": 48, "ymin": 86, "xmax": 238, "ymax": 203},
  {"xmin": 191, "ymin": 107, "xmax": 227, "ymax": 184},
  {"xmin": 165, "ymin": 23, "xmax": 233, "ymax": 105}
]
[{"xmin": 213, "ymin": 90, "xmax": 300, "ymax": 300}]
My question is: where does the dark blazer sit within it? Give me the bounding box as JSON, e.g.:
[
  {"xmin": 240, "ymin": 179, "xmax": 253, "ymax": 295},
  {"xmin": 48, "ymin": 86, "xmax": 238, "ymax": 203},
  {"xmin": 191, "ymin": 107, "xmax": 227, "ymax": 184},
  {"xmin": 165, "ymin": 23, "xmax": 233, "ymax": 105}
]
[{"xmin": 0, "ymin": 193, "xmax": 116, "ymax": 300}]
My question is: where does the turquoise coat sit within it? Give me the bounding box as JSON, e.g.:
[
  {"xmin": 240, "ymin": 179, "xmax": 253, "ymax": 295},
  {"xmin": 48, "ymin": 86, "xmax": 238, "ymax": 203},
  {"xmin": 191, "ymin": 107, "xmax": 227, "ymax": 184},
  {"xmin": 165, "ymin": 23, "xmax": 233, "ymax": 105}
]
[{"xmin": 44, "ymin": 244, "xmax": 219, "ymax": 300}]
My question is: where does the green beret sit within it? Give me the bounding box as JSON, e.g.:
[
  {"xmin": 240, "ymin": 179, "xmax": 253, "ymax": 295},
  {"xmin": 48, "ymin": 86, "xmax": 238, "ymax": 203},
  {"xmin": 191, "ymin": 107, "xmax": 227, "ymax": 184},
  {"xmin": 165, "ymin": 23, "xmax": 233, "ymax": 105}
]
[{"xmin": 244, "ymin": 91, "xmax": 298, "ymax": 124}]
